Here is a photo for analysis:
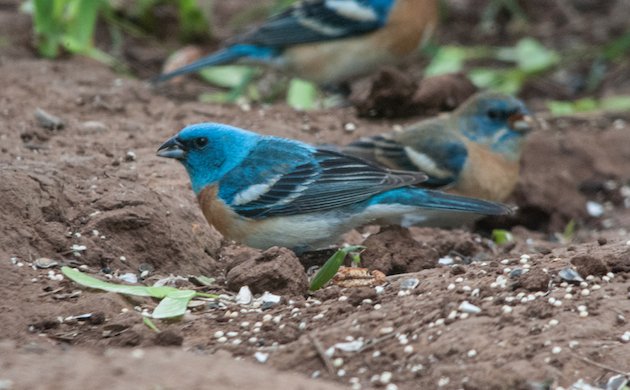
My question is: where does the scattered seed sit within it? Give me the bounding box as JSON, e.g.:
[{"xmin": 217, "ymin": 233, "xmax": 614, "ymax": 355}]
[
  {"xmin": 467, "ymin": 349, "xmax": 477, "ymax": 358},
  {"xmin": 581, "ymin": 289, "xmax": 590, "ymax": 296},
  {"xmin": 552, "ymin": 346, "xmax": 562, "ymax": 354},
  {"xmin": 379, "ymin": 371, "xmax": 392, "ymax": 384}
]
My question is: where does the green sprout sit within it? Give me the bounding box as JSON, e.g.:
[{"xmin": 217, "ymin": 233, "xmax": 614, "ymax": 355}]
[{"xmin": 309, "ymin": 246, "xmax": 365, "ymax": 291}]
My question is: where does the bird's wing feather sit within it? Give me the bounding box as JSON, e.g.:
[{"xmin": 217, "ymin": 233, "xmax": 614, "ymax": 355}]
[
  {"xmin": 233, "ymin": 0, "xmax": 390, "ymax": 48},
  {"xmin": 345, "ymin": 123, "xmax": 469, "ymax": 188},
  {"xmin": 221, "ymin": 140, "xmax": 426, "ymax": 218}
]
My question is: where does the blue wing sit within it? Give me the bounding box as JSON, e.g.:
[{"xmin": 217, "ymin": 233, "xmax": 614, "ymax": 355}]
[
  {"xmin": 219, "ymin": 138, "xmax": 426, "ymax": 218},
  {"xmin": 232, "ymin": 0, "xmax": 395, "ymax": 48}
]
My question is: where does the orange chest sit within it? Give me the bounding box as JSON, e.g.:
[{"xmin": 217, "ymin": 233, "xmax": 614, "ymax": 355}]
[{"xmin": 452, "ymin": 142, "xmax": 520, "ymax": 202}]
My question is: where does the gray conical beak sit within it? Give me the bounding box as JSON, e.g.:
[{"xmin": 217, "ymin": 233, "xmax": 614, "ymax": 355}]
[{"xmin": 157, "ymin": 136, "xmax": 186, "ymax": 159}]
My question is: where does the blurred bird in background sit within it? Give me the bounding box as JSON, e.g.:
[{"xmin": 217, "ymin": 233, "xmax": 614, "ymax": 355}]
[
  {"xmin": 342, "ymin": 91, "xmax": 534, "ymax": 202},
  {"xmin": 157, "ymin": 123, "xmax": 511, "ymax": 252},
  {"xmin": 153, "ymin": 0, "xmax": 438, "ymax": 89}
]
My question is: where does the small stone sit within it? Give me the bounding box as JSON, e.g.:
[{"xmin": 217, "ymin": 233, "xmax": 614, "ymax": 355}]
[
  {"xmin": 400, "ymin": 278, "xmax": 419, "ymax": 290},
  {"xmin": 467, "ymin": 349, "xmax": 477, "ymax": 358},
  {"xmin": 403, "ymin": 345, "xmax": 413, "ymax": 354},
  {"xmin": 620, "ymin": 331, "xmax": 630, "ymax": 343},
  {"xmin": 586, "ymin": 201, "xmax": 604, "ymax": 217},
  {"xmin": 333, "ymin": 358, "xmax": 344, "ymax": 367},
  {"xmin": 551, "ymin": 346, "xmax": 562, "ymax": 354},
  {"xmin": 34, "ymin": 258, "xmax": 58, "ymax": 269},
  {"xmin": 35, "ymin": 108, "xmax": 64, "ymax": 129},
  {"xmin": 581, "ymin": 289, "xmax": 590, "ymax": 296},
  {"xmin": 380, "ymin": 327, "xmax": 394, "ymax": 335},
  {"xmin": 254, "ymin": 352, "xmax": 269, "ymax": 363},
  {"xmin": 458, "ymin": 301, "xmax": 481, "ymax": 314},
  {"xmin": 236, "ymin": 286, "xmax": 253, "ymax": 305},
  {"xmin": 118, "ymin": 273, "xmax": 138, "ymax": 284},
  {"xmin": 558, "ymin": 268, "xmax": 584, "ymax": 284}
]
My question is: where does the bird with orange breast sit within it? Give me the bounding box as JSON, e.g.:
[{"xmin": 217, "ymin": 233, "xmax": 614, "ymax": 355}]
[
  {"xmin": 342, "ymin": 91, "xmax": 535, "ymax": 202},
  {"xmin": 153, "ymin": 0, "xmax": 438, "ymax": 89}
]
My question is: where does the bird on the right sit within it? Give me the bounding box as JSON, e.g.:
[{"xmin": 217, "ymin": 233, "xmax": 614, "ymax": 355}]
[{"xmin": 342, "ymin": 91, "xmax": 534, "ymax": 202}]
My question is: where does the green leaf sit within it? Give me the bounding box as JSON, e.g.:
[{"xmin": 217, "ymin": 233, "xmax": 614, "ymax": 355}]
[
  {"xmin": 199, "ymin": 65, "xmax": 254, "ymax": 89},
  {"xmin": 600, "ymin": 95, "xmax": 630, "ymax": 112},
  {"xmin": 61, "ymin": 266, "xmax": 203, "ymax": 319},
  {"xmin": 309, "ymin": 246, "xmax": 365, "ymax": 291},
  {"xmin": 562, "ymin": 219, "xmax": 576, "ymax": 243},
  {"xmin": 143, "ymin": 316, "xmax": 160, "ymax": 332},
  {"xmin": 64, "ymin": 0, "xmax": 101, "ymax": 52},
  {"xmin": 62, "ymin": 266, "xmax": 176, "ymax": 297},
  {"xmin": 547, "ymin": 98, "xmax": 598, "ymax": 116},
  {"xmin": 468, "ymin": 68, "xmax": 525, "ymax": 95},
  {"xmin": 513, "ymin": 38, "xmax": 559, "ymax": 73},
  {"xmin": 491, "ymin": 229, "xmax": 513, "ymax": 245},
  {"xmin": 603, "ymin": 29, "xmax": 630, "ymax": 60},
  {"xmin": 152, "ymin": 290, "xmax": 196, "ymax": 319},
  {"xmin": 287, "ymin": 78, "xmax": 318, "ymax": 110},
  {"xmin": 178, "ymin": 0, "xmax": 212, "ymax": 41},
  {"xmin": 424, "ymin": 46, "xmax": 467, "ymax": 76}
]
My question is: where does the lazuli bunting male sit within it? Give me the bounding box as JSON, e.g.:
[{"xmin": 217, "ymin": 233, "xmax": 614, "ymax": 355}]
[
  {"xmin": 342, "ymin": 91, "xmax": 534, "ymax": 202},
  {"xmin": 157, "ymin": 123, "xmax": 511, "ymax": 252},
  {"xmin": 153, "ymin": 0, "xmax": 438, "ymax": 87}
]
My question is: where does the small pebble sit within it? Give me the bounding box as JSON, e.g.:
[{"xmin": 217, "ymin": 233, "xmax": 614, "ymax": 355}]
[
  {"xmin": 552, "ymin": 346, "xmax": 562, "ymax": 354},
  {"xmin": 581, "ymin": 289, "xmax": 590, "ymax": 296},
  {"xmin": 254, "ymin": 352, "xmax": 269, "ymax": 363},
  {"xmin": 467, "ymin": 349, "xmax": 477, "ymax": 358},
  {"xmin": 379, "ymin": 372, "xmax": 392, "ymax": 384}
]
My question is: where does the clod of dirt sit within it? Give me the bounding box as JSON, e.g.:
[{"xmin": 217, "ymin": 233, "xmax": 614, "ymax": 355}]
[
  {"xmin": 346, "ymin": 287, "xmax": 378, "ymax": 306},
  {"xmin": 570, "ymin": 254, "xmax": 609, "ymax": 277},
  {"xmin": 525, "ymin": 300, "xmax": 554, "ymax": 319},
  {"xmin": 350, "ymin": 69, "xmax": 477, "ymax": 118},
  {"xmin": 517, "ymin": 268, "xmax": 551, "ymax": 292},
  {"xmin": 360, "ymin": 227, "xmax": 437, "ymax": 275},
  {"xmin": 153, "ymin": 330, "xmax": 184, "ymax": 346},
  {"xmin": 606, "ymin": 249, "xmax": 630, "ymax": 273},
  {"xmin": 226, "ymin": 247, "xmax": 308, "ymax": 296},
  {"xmin": 412, "ymin": 73, "xmax": 478, "ymax": 112}
]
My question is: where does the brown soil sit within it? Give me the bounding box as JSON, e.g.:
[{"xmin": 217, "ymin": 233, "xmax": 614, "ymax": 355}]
[{"xmin": 1, "ymin": 1, "xmax": 630, "ymax": 390}]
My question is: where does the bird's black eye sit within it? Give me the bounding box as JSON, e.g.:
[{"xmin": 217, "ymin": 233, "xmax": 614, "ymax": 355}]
[
  {"xmin": 193, "ymin": 137, "xmax": 208, "ymax": 149},
  {"xmin": 486, "ymin": 109, "xmax": 502, "ymax": 120}
]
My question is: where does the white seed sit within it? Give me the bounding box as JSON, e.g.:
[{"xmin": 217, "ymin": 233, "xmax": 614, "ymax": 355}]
[
  {"xmin": 467, "ymin": 349, "xmax": 477, "ymax": 358},
  {"xmin": 552, "ymin": 346, "xmax": 562, "ymax": 354},
  {"xmin": 581, "ymin": 289, "xmax": 590, "ymax": 296},
  {"xmin": 404, "ymin": 345, "xmax": 413, "ymax": 354},
  {"xmin": 214, "ymin": 331, "xmax": 224, "ymax": 338},
  {"xmin": 379, "ymin": 372, "xmax": 392, "ymax": 384},
  {"xmin": 579, "ymin": 311, "xmax": 589, "ymax": 317}
]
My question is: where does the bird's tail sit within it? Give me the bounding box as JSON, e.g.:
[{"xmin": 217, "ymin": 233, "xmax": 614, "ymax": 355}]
[
  {"xmin": 413, "ymin": 189, "xmax": 513, "ymax": 215},
  {"xmin": 371, "ymin": 188, "xmax": 513, "ymax": 216},
  {"xmin": 151, "ymin": 45, "xmax": 274, "ymax": 84}
]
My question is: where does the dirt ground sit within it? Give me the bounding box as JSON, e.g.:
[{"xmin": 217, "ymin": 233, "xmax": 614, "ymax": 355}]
[{"xmin": 1, "ymin": 1, "xmax": 630, "ymax": 389}]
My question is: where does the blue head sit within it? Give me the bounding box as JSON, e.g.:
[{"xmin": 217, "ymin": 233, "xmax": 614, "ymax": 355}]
[
  {"xmin": 157, "ymin": 123, "xmax": 260, "ymax": 194},
  {"xmin": 455, "ymin": 91, "xmax": 534, "ymax": 160}
]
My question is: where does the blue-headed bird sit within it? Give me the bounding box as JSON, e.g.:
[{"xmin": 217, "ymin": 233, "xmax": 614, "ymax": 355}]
[{"xmin": 157, "ymin": 122, "xmax": 512, "ymax": 252}]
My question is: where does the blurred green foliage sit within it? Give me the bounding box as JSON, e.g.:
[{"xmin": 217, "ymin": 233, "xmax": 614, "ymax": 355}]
[
  {"xmin": 26, "ymin": 0, "xmax": 211, "ymax": 65},
  {"xmin": 426, "ymin": 38, "xmax": 560, "ymax": 94}
]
